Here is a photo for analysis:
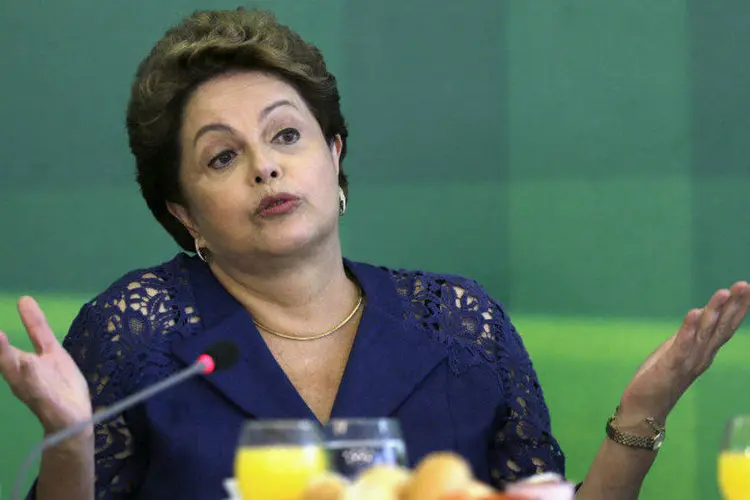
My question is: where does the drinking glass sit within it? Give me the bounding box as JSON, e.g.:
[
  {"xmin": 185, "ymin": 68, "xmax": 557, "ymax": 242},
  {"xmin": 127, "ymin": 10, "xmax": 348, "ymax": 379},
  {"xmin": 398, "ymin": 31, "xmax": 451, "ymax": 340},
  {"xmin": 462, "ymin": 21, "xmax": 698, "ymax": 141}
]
[
  {"xmin": 234, "ymin": 419, "xmax": 328, "ymax": 500},
  {"xmin": 718, "ymin": 415, "xmax": 750, "ymax": 500},
  {"xmin": 324, "ymin": 418, "xmax": 408, "ymax": 479}
]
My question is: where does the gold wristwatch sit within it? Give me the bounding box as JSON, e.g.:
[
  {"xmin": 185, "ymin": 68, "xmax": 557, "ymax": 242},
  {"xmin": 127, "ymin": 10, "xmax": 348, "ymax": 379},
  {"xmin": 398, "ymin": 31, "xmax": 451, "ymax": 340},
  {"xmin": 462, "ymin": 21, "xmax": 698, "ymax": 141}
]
[{"xmin": 605, "ymin": 406, "xmax": 666, "ymax": 451}]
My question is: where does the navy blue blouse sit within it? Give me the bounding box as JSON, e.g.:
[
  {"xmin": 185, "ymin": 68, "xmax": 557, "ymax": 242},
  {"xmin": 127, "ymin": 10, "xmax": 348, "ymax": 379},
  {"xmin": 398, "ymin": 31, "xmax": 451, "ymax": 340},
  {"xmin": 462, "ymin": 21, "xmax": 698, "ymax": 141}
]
[{"xmin": 31, "ymin": 253, "xmax": 565, "ymax": 499}]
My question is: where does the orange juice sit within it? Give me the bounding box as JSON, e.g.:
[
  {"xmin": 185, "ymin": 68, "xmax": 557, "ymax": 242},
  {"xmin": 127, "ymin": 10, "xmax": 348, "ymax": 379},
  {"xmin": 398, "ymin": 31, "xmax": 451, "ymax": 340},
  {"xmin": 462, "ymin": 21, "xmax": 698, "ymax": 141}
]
[
  {"xmin": 718, "ymin": 451, "xmax": 750, "ymax": 500},
  {"xmin": 234, "ymin": 445, "xmax": 328, "ymax": 500}
]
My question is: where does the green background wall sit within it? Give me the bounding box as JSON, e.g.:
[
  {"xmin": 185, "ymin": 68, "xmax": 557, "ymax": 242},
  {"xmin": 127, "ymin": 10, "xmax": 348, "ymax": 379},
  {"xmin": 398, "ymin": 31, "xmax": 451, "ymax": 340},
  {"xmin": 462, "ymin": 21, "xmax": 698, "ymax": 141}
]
[{"xmin": 1, "ymin": 1, "xmax": 748, "ymax": 498}]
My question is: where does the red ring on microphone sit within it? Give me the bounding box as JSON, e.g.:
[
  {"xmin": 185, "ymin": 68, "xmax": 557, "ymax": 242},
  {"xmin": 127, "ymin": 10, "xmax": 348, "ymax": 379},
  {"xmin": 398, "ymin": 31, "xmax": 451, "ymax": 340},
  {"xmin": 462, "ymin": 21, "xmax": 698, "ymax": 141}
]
[{"xmin": 197, "ymin": 354, "xmax": 216, "ymax": 374}]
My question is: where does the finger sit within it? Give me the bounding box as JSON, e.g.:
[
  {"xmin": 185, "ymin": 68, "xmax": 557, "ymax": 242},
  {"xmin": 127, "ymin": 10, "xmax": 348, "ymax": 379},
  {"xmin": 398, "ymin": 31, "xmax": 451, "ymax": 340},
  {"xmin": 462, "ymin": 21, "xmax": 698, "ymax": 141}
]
[
  {"xmin": 0, "ymin": 330, "xmax": 21, "ymax": 379},
  {"xmin": 696, "ymin": 289, "xmax": 732, "ymax": 344},
  {"xmin": 711, "ymin": 283, "xmax": 746, "ymax": 348},
  {"xmin": 673, "ymin": 308, "xmax": 702, "ymax": 354},
  {"xmin": 729, "ymin": 282, "xmax": 750, "ymax": 331},
  {"xmin": 17, "ymin": 296, "xmax": 57, "ymax": 355},
  {"xmin": 683, "ymin": 307, "xmax": 703, "ymax": 332}
]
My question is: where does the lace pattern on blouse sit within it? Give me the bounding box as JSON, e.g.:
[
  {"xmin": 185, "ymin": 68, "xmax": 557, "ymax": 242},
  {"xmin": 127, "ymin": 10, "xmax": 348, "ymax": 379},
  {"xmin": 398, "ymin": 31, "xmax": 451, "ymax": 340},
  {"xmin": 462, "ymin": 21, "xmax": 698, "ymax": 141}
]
[
  {"xmin": 61, "ymin": 260, "xmax": 202, "ymax": 498},
  {"xmin": 53, "ymin": 258, "xmax": 563, "ymax": 497},
  {"xmin": 388, "ymin": 268, "xmax": 565, "ymax": 485}
]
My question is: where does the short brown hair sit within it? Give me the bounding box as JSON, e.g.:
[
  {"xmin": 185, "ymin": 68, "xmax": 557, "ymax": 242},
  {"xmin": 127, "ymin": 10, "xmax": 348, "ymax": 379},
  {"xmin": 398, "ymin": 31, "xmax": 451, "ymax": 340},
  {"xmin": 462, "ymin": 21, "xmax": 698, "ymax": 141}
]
[{"xmin": 126, "ymin": 7, "xmax": 349, "ymax": 251}]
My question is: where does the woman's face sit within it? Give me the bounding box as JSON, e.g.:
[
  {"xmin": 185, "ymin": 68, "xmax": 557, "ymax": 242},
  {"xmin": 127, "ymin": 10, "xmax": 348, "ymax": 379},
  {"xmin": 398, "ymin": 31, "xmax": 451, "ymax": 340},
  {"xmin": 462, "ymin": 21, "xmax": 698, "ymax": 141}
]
[{"xmin": 170, "ymin": 70, "xmax": 343, "ymax": 263}]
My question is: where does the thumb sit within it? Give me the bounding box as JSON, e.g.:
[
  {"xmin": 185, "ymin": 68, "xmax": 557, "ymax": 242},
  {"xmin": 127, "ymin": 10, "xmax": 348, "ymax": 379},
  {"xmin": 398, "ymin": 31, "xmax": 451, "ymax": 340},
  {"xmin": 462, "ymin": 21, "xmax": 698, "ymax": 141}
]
[
  {"xmin": 17, "ymin": 296, "xmax": 58, "ymax": 355},
  {"xmin": 0, "ymin": 330, "xmax": 21, "ymax": 381}
]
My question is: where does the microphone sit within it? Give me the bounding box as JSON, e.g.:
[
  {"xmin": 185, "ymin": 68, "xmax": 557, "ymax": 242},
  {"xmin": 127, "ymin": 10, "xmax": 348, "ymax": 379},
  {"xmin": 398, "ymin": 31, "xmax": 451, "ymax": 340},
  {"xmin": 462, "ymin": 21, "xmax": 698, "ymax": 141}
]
[{"xmin": 12, "ymin": 340, "xmax": 240, "ymax": 500}]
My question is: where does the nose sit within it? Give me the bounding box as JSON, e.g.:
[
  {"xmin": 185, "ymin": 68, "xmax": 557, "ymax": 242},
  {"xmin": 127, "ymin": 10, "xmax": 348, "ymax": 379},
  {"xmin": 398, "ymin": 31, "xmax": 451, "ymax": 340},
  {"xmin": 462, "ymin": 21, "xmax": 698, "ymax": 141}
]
[
  {"xmin": 253, "ymin": 169, "xmax": 280, "ymax": 184},
  {"xmin": 249, "ymin": 150, "xmax": 283, "ymax": 185}
]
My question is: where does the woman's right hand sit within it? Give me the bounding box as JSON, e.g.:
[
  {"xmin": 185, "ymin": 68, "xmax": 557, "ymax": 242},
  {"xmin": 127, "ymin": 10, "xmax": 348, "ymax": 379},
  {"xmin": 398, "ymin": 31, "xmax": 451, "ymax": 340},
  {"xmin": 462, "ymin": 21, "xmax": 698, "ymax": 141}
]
[{"xmin": 0, "ymin": 296, "xmax": 92, "ymax": 435}]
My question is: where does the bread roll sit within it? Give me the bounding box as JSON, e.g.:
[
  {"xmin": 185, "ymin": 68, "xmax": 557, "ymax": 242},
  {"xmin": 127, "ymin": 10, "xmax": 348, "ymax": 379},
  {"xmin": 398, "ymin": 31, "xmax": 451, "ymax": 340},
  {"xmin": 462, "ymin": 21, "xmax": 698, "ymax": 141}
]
[
  {"xmin": 403, "ymin": 452, "xmax": 474, "ymax": 500},
  {"xmin": 300, "ymin": 471, "xmax": 351, "ymax": 500},
  {"xmin": 356, "ymin": 465, "xmax": 411, "ymax": 494},
  {"xmin": 347, "ymin": 481, "xmax": 401, "ymax": 500},
  {"xmin": 464, "ymin": 480, "xmax": 494, "ymax": 496}
]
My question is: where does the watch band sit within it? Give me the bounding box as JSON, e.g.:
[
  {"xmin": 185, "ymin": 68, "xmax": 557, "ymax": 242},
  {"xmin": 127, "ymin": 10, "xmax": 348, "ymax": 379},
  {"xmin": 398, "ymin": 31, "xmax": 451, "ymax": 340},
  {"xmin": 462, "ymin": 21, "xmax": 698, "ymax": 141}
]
[{"xmin": 605, "ymin": 406, "xmax": 666, "ymax": 451}]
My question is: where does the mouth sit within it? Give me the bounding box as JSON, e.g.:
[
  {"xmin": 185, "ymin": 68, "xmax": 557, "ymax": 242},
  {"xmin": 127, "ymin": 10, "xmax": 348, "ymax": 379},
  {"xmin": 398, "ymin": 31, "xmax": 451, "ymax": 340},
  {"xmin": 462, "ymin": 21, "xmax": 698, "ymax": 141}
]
[{"xmin": 255, "ymin": 193, "xmax": 301, "ymax": 217}]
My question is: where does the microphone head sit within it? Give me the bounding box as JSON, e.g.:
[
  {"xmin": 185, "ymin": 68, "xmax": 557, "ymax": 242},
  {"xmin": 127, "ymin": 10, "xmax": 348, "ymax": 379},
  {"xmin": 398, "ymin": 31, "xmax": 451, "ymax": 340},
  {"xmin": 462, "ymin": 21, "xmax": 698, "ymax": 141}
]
[{"xmin": 198, "ymin": 341, "xmax": 240, "ymax": 374}]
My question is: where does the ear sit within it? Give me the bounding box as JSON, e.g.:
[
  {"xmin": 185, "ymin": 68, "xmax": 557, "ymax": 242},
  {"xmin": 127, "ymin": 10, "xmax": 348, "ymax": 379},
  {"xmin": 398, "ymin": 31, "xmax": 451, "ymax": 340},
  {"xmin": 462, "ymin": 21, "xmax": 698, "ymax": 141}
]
[
  {"xmin": 329, "ymin": 135, "xmax": 343, "ymax": 176},
  {"xmin": 167, "ymin": 201, "xmax": 199, "ymax": 238}
]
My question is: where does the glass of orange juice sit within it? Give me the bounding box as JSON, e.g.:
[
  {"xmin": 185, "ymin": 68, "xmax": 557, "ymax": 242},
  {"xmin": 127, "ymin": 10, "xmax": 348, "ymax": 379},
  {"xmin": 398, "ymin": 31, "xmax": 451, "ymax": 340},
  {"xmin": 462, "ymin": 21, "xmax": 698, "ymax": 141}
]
[
  {"xmin": 234, "ymin": 419, "xmax": 329, "ymax": 500},
  {"xmin": 718, "ymin": 415, "xmax": 750, "ymax": 500}
]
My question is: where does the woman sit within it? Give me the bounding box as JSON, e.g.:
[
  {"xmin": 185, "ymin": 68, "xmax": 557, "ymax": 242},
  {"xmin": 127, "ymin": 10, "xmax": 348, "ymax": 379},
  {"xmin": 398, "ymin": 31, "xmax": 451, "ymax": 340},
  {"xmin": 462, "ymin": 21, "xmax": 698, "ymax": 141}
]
[{"xmin": 0, "ymin": 7, "xmax": 747, "ymax": 500}]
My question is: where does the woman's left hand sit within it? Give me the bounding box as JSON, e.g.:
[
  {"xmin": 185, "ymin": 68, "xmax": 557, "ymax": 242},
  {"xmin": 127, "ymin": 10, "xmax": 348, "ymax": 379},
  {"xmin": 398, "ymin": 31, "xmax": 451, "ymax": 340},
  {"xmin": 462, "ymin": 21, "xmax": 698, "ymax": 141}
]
[{"xmin": 618, "ymin": 281, "xmax": 749, "ymax": 424}]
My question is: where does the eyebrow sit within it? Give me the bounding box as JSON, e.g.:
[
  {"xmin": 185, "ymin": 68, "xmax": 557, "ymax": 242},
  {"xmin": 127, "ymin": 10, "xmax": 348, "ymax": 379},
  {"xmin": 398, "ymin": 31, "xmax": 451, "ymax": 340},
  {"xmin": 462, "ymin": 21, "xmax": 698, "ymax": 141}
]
[
  {"xmin": 259, "ymin": 99, "xmax": 297, "ymax": 121},
  {"xmin": 193, "ymin": 123, "xmax": 236, "ymax": 146},
  {"xmin": 192, "ymin": 99, "xmax": 299, "ymax": 146}
]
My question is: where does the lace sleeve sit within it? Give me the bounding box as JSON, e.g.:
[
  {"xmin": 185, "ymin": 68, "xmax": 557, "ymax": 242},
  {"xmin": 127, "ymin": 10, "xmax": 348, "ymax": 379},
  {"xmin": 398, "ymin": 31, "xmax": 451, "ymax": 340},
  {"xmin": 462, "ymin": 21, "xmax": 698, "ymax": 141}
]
[
  {"xmin": 487, "ymin": 301, "xmax": 566, "ymax": 487},
  {"xmin": 69, "ymin": 300, "xmax": 148, "ymax": 498},
  {"xmin": 393, "ymin": 269, "xmax": 566, "ymax": 486},
  {"xmin": 26, "ymin": 301, "xmax": 147, "ymax": 499}
]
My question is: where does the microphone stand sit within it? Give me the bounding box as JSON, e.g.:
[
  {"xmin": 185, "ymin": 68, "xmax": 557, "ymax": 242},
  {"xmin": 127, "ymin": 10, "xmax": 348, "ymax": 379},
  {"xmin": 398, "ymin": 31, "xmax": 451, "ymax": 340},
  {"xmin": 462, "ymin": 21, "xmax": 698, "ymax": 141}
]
[{"xmin": 12, "ymin": 360, "xmax": 208, "ymax": 500}]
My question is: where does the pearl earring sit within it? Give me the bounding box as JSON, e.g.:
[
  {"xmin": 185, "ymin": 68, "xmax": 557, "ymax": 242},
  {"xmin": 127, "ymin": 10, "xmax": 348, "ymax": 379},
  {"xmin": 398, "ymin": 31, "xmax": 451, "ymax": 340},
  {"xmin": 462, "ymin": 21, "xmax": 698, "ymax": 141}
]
[{"xmin": 338, "ymin": 187, "xmax": 347, "ymax": 216}]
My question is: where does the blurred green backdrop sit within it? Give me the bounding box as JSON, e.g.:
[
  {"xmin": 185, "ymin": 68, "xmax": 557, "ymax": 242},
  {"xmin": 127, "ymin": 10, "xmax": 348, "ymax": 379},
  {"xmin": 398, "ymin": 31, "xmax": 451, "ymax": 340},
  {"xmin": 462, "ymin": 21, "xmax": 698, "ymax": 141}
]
[{"xmin": 1, "ymin": 1, "xmax": 748, "ymax": 498}]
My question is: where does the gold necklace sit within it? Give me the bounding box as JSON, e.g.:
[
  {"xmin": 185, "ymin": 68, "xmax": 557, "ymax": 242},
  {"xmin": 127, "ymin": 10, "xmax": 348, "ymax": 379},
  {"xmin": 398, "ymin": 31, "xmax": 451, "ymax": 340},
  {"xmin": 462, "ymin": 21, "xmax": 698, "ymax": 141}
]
[{"xmin": 253, "ymin": 291, "xmax": 364, "ymax": 341}]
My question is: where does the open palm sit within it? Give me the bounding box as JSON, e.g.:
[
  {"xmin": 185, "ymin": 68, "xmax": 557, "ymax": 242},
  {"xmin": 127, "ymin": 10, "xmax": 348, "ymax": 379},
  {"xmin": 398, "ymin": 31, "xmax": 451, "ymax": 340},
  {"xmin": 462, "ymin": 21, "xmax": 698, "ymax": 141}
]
[
  {"xmin": 0, "ymin": 296, "xmax": 91, "ymax": 434},
  {"xmin": 620, "ymin": 281, "xmax": 750, "ymax": 422}
]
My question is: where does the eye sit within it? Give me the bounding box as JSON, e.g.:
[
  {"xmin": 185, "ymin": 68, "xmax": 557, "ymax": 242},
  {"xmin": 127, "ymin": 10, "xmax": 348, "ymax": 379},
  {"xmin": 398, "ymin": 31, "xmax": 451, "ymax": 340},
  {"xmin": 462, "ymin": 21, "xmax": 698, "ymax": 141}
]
[
  {"xmin": 208, "ymin": 149, "xmax": 237, "ymax": 169},
  {"xmin": 273, "ymin": 128, "xmax": 300, "ymax": 145}
]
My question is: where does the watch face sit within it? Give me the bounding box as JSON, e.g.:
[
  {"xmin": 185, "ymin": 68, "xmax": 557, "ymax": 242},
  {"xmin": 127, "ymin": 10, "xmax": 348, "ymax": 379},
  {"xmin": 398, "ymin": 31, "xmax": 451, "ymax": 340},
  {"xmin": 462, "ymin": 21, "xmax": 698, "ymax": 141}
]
[{"xmin": 653, "ymin": 432, "xmax": 666, "ymax": 450}]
